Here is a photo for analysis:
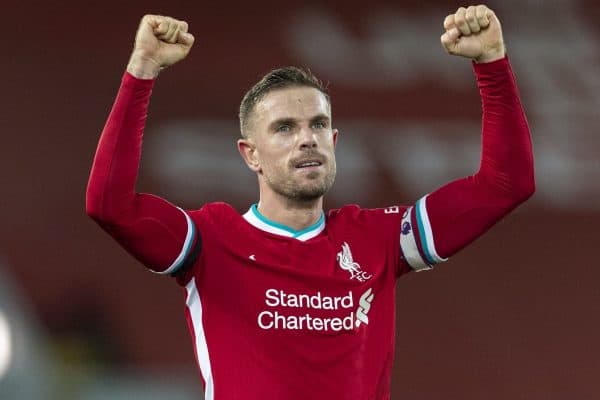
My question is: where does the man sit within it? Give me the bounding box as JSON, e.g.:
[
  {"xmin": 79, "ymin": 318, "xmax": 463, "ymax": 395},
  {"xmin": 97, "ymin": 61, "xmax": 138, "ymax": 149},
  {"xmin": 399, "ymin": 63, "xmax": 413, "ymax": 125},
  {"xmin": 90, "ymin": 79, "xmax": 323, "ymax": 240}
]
[{"xmin": 86, "ymin": 5, "xmax": 534, "ymax": 399}]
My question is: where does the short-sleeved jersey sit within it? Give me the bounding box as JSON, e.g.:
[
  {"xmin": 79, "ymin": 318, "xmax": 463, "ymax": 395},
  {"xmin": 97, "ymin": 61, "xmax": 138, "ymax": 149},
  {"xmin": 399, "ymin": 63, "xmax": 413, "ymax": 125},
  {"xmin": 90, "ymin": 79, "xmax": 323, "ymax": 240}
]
[{"xmin": 173, "ymin": 202, "xmax": 428, "ymax": 400}]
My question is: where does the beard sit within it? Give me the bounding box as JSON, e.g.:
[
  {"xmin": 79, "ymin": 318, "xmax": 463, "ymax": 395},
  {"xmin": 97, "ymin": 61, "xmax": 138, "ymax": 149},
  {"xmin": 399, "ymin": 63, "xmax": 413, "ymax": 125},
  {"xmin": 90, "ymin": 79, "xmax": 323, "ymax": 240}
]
[{"xmin": 265, "ymin": 161, "xmax": 336, "ymax": 202}]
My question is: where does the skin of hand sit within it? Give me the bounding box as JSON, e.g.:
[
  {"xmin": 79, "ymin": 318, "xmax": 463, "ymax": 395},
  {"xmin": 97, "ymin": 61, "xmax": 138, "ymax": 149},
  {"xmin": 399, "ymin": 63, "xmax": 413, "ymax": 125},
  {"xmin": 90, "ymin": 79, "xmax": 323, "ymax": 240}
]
[
  {"xmin": 126, "ymin": 15, "xmax": 195, "ymax": 79},
  {"xmin": 440, "ymin": 4, "xmax": 505, "ymax": 63}
]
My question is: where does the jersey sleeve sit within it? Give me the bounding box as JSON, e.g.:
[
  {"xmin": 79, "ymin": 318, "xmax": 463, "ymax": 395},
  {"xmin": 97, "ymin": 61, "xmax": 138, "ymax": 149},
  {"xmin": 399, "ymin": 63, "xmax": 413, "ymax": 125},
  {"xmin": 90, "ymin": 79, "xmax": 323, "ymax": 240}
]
[
  {"xmin": 86, "ymin": 72, "xmax": 200, "ymax": 276},
  {"xmin": 399, "ymin": 57, "xmax": 535, "ymax": 272}
]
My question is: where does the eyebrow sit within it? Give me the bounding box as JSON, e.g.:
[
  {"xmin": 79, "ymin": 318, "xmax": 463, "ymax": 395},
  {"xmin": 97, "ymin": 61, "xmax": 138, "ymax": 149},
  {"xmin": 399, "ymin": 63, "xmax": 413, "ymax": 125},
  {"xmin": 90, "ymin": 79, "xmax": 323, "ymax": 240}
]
[
  {"xmin": 310, "ymin": 114, "xmax": 331, "ymax": 124},
  {"xmin": 268, "ymin": 114, "xmax": 331, "ymax": 131},
  {"xmin": 268, "ymin": 118, "xmax": 297, "ymax": 131}
]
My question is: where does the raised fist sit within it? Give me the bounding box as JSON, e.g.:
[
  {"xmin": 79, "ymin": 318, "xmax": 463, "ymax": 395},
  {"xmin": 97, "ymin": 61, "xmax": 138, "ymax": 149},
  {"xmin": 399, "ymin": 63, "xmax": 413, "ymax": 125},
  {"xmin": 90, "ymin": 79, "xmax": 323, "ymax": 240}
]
[
  {"xmin": 440, "ymin": 5, "xmax": 505, "ymax": 63},
  {"xmin": 127, "ymin": 15, "xmax": 195, "ymax": 78}
]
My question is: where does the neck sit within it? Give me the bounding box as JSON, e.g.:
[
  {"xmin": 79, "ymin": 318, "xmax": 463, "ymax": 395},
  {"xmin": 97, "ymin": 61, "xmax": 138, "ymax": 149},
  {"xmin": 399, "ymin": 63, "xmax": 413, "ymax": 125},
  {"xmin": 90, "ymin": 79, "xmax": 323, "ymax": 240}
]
[{"xmin": 257, "ymin": 192, "xmax": 323, "ymax": 232}]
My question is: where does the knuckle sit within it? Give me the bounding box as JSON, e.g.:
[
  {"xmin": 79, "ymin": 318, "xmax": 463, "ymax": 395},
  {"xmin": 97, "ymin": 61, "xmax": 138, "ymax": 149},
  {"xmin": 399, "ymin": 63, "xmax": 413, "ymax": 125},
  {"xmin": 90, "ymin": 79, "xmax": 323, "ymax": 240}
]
[{"xmin": 443, "ymin": 16, "xmax": 453, "ymax": 28}]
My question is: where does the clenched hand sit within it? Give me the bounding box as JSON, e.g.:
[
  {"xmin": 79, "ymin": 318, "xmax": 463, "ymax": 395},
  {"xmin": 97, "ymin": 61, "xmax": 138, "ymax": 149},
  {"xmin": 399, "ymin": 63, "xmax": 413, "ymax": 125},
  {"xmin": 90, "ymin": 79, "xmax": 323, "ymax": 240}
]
[
  {"xmin": 441, "ymin": 5, "xmax": 505, "ymax": 63},
  {"xmin": 127, "ymin": 15, "xmax": 195, "ymax": 79}
]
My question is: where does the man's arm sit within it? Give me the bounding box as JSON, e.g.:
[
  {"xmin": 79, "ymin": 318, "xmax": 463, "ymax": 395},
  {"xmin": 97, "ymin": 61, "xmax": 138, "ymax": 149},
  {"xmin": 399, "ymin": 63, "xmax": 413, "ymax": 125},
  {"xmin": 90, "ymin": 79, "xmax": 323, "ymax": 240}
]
[
  {"xmin": 86, "ymin": 15, "xmax": 199, "ymax": 274},
  {"xmin": 399, "ymin": 5, "xmax": 535, "ymax": 271}
]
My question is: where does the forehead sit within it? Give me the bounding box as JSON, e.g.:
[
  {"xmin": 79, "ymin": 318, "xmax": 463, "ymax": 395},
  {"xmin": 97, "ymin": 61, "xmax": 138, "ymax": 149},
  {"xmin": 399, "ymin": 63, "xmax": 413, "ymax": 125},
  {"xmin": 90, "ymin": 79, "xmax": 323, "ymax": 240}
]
[{"xmin": 254, "ymin": 86, "xmax": 330, "ymax": 124}]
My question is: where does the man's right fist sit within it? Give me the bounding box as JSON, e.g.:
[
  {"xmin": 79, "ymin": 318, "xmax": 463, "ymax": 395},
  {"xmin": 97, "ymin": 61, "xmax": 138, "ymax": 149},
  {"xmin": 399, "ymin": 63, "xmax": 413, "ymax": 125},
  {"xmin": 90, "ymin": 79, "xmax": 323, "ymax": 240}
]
[{"xmin": 127, "ymin": 15, "xmax": 195, "ymax": 79}]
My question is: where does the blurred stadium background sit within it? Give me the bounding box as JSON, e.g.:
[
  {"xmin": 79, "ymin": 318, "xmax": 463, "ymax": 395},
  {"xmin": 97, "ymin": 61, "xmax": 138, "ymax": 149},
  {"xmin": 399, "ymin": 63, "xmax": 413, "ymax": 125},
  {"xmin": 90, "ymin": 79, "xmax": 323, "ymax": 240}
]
[{"xmin": 2, "ymin": 0, "xmax": 599, "ymax": 398}]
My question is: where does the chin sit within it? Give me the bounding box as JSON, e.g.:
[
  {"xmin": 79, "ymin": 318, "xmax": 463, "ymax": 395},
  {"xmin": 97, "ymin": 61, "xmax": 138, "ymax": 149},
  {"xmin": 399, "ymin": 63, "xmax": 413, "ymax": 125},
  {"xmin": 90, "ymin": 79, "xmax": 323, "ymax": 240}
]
[
  {"xmin": 295, "ymin": 188, "xmax": 328, "ymax": 201},
  {"xmin": 294, "ymin": 179, "xmax": 335, "ymax": 201},
  {"xmin": 267, "ymin": 170, "xmax": 336, "ymax": 201}
]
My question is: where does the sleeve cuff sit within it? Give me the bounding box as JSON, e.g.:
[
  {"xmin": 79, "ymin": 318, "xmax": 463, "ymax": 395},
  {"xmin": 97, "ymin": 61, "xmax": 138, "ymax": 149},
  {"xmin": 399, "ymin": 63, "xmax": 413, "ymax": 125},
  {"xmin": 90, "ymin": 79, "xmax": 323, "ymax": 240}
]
[
  {"xmin": 122, "ymin": 71, "xmax": 156, "ymax": 89},
  {"xmin": 472, "ymin": 55, "xmax": 512, "ymax": 77}
]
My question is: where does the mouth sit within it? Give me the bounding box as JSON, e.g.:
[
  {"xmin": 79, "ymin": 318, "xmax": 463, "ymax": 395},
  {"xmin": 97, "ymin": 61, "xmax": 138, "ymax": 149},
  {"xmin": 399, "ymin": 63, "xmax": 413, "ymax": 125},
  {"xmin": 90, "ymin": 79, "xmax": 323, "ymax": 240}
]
[{"xmin": 294, "ymin": 159, "xmax": 324, "ymax": 170}]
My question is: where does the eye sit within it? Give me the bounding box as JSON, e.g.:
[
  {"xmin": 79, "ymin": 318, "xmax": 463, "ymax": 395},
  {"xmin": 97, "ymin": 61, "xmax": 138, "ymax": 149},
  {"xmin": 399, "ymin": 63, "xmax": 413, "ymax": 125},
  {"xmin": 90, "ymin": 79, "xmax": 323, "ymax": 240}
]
[
  {"xmin": 312, "ymin": 121, "xmax": 328, "ymax": 129},
  {"xmin": 276, "ymin": 124, "xmax": 291, "ymax": 132}
]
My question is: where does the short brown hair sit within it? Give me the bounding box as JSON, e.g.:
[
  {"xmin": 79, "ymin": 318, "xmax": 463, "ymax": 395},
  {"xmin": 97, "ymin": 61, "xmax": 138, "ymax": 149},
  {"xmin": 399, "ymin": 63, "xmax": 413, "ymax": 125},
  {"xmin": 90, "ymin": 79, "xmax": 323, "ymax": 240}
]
[{"xmin": 239, "ymin": 66, "xmax": 329, "ymax": 137}]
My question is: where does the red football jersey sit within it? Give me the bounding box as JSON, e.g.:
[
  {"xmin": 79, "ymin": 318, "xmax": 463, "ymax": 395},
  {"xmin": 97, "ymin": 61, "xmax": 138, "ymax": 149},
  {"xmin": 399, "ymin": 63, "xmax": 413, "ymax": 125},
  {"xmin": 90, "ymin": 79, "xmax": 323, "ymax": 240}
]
[
  {"xmin": 173, "ymin": 202, "xmax": 416, "ymax": 400},
  {"xmin": 86, "ymin": 57, "xmax": 534, "ymax": 400}
]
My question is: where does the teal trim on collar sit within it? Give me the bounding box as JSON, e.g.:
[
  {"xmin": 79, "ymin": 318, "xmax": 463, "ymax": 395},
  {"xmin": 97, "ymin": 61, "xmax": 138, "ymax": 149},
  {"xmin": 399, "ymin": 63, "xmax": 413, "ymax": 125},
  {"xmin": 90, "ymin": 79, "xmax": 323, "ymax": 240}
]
[{"xmin": 251, "ymin": 204, "xmax": 325, "ymax": 238}]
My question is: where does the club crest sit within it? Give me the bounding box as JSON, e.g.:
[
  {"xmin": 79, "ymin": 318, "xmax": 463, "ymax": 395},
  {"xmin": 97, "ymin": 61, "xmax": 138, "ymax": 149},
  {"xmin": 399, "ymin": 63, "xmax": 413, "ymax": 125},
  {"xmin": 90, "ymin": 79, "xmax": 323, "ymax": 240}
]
[{"xmin": 336, "ymin": 242, "xmax": 372, "ymax": 282}]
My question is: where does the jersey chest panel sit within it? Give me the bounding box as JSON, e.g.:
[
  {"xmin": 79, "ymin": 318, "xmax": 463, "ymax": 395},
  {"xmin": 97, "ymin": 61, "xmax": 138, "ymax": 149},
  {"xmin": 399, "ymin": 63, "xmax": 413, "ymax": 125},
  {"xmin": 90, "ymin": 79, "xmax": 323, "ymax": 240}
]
[{"xmin": 185, "ymin": 204, "xmax": 401, "ymax": 399}]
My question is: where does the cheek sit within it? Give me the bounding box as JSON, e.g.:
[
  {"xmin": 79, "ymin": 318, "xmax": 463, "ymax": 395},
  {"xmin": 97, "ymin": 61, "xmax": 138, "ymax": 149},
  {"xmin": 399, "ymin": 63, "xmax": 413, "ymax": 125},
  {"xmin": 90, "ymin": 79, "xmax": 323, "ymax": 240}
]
[
  {"xmin": 257, "ymin": 150, "xmax": 286, "ymax": 175},
  {"xmin": 266, "ymin": 155, "xmax": 289, "ymax": 173},
  {"xmin": 259, "ymin": 139, "xmax": 293, "ymax": 166},
  {"xmin": 321, "ymin": 138, "xmax": 336, "ymax": 155},
  {"xmin": 319, "ymin": 131, "xmax": 335, "ymax": 146}
]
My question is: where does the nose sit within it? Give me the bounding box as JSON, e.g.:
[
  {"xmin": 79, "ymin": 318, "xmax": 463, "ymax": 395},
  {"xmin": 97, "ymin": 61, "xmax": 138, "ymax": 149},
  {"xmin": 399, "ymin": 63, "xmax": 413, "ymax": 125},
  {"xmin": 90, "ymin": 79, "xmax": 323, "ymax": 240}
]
[{"xmin": 298, "ymin": 127, "xmax": 317, "ymax": 150}]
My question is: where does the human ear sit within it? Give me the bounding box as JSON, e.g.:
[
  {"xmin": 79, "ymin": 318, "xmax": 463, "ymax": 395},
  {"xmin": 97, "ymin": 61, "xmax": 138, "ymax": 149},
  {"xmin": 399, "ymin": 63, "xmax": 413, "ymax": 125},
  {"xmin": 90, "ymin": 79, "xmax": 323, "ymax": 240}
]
[
  {"xmin": 332, "ymin": 129, "xmax": 339, "ymax": 148},
  {"xmin": 237, "ymin": 138, "xmax": 260, "ymax": 172}
]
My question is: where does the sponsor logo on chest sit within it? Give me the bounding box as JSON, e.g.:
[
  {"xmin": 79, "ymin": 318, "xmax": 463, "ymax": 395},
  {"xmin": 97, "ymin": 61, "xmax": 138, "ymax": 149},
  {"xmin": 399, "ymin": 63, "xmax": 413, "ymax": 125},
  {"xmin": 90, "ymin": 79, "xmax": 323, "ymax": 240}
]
[
  {"xmin": 257, "ymin": 288, "xmax": 375, "ymax": 332},
  {"xmin": 253, "ymin": 241, "xmax": 376, "ymax": 332}
]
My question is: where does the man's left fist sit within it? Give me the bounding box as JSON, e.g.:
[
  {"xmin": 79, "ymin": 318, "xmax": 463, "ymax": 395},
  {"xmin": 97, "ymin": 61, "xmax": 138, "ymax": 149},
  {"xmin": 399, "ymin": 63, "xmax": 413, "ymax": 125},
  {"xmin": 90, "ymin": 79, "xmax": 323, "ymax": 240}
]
[{"xmin": 441, "ymin": 5, "xmax": 505, "ymax": 63}]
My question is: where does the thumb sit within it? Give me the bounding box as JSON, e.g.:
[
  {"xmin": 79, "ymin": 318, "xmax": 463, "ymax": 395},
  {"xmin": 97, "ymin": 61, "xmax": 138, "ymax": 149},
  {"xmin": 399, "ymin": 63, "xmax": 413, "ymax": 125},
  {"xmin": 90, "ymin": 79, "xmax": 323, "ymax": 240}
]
[
  {"xmin": 440, "ymin": 27, "xmax": 460, "ymax": 52},
  {"xmin": 177, "ymin": 31, "xmax": 195, "ymax": 47}
]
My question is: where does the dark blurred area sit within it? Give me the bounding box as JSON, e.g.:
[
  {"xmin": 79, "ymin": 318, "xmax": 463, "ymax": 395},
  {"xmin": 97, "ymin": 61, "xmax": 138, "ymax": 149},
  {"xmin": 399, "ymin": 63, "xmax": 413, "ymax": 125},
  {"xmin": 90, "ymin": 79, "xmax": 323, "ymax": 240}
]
[{"xmin": 2, "ymin": 0, "xmax": 599, "ymax": 398}]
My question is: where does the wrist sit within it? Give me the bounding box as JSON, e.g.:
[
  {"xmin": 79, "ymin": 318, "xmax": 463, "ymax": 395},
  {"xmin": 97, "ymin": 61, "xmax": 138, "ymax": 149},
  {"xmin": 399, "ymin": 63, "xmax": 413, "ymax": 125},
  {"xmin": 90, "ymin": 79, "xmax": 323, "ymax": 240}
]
[
  {"xmin": 126, "ymin": 51, "xmax": 162, "ymax": 79},
  {"xmin": 474, "ymin": 45, "xmax": 506, "ymax": 64}
]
